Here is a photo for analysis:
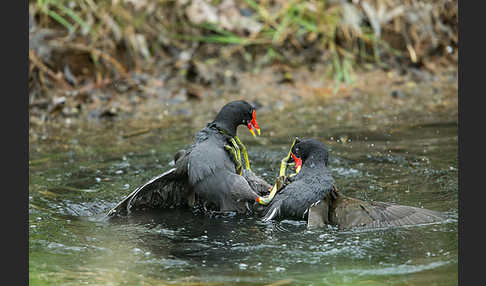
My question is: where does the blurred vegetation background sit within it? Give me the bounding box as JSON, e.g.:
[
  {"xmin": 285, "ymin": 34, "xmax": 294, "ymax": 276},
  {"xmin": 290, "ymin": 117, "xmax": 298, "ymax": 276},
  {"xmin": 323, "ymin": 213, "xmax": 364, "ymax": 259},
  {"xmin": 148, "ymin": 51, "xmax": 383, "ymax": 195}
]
[{"xmin": 29, "ymin": 0, "xmax": 457, "ymax": 120}]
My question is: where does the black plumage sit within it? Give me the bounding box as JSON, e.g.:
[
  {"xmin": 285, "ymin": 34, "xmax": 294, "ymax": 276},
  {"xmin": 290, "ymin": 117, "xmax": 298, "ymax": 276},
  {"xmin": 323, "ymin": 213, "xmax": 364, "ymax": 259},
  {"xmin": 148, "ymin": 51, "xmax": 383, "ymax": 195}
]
[
  {"xmin": 262, "ymin": 139, "xmax": 335, "ymax": 221},
  {"xmin": 262, "ymin": 138, "xmax": 446, "ymax": 230},
  {"xmin": 107, "ymin": 100, "xmax": 269, "ymax": 217}
]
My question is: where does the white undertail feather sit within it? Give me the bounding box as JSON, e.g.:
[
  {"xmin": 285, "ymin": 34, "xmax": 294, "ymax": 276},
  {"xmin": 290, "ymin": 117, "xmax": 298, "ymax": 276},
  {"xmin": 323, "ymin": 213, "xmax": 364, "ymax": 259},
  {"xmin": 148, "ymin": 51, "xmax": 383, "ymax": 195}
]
[
  {"xmin": 263, "ymin": 207, "xmax": 278, "ymax": 222},
  {"xmin": 245, "ymin": 201, "xmax": 251, "ymax": 212},
  {"xmin": 303, "ymin": 200, "xmax": 321, "ymax": 218},
  {"xmin": 310, "ymin": 200, "xmax": 321, "ymax": 207},
  {"xmin": 303, "ymin": 208, "xmax": 309, "ymax": 219}
]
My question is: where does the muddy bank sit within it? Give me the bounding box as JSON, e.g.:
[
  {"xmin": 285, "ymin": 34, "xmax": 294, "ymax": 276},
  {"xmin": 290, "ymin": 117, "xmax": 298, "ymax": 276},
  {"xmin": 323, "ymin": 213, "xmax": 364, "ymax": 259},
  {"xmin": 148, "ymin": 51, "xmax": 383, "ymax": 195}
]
[
  {"xmin": 29, "ymin": 64, "xmax": 457, "ymax": 159},
  {"xmin": 29, "ymin": 0, "xmax": 457, "ymax": 127}
]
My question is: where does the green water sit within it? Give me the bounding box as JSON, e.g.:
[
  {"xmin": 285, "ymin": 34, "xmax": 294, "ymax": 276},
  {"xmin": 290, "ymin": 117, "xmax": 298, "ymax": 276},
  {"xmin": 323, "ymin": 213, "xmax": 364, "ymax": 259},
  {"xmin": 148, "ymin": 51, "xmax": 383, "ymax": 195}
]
[{"xmin": 29, "ymin": 98, "xmax": 458, "ymax": 286}]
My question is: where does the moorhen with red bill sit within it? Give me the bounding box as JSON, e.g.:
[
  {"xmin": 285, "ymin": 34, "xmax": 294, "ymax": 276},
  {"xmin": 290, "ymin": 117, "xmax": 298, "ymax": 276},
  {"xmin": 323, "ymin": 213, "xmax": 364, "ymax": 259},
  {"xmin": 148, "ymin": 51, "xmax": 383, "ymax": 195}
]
[
  {"xmin": 259, "ymin": 138, "xmax": 446, "ymax": 230},
  {"xmin": 106, "ymin": 100, "xmax": 270, "ymax": 217}
]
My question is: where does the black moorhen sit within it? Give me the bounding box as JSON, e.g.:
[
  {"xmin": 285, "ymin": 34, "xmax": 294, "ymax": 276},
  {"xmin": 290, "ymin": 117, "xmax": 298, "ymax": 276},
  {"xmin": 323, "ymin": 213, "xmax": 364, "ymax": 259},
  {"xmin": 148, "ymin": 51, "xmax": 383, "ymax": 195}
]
[
  {"xmin": 259, "ymin": 138, "xmax": 446, "ymax": 230},
  {"xmin": 106, "ymin": 100, "xmax": 271, "ymax": 217},
  {"xmin": 259, "ymin": 138, "xmax": 334, "ymax": 221}
]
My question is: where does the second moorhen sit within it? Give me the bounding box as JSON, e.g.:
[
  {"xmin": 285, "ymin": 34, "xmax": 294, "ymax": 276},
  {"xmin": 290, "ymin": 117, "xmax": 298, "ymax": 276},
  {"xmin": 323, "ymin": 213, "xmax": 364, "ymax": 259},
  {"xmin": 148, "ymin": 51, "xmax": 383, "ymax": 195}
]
[{"xmin": 258, "ymin": 138, "xmax": 446, "ymax": 230}]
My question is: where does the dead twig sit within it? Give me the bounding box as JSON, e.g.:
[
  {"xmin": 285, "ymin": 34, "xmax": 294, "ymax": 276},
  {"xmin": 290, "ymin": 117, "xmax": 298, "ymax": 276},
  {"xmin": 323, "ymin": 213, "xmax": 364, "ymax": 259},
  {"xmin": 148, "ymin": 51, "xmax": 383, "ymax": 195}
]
[
  {"xmin": 61, "ymin": 43, "xmax": 128, "ymax": 77},
  {"xmin": 29, "ymin": 49, "xmax": 71, "ymax": 89},
  {"xmin": 122, "ymin": 128, "xmax": 150, "ymax": 138}
]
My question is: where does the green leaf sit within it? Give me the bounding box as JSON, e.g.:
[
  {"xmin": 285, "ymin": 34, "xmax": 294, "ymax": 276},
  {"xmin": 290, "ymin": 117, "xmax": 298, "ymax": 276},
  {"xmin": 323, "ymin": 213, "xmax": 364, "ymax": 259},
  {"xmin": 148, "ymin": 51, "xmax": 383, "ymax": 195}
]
[
  {"xmin": 46, "ymin": 10, "xmax": 74, "ymax": 32},
  {"xmin": 56, "ymin": 3, "xmax": 90, "ymax": 32}
]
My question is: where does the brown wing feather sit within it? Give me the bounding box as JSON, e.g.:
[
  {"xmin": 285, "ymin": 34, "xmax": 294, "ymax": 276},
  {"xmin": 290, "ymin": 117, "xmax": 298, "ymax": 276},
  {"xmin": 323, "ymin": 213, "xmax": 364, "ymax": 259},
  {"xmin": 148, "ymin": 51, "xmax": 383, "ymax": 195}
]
[
  {"xmin": 330, "ymin": 194, "xmax": 446, "ymax": 230},
  {"xmin": 307, "ymin": 187, "xmax": 446, "ymax": 230}
]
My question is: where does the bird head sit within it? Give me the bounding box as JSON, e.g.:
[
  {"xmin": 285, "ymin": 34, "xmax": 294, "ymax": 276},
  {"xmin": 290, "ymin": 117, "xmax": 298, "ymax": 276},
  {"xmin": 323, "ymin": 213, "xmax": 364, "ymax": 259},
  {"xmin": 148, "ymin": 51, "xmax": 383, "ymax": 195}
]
[
  {"xmin": 213, "ymin": 100, "xmax": 261, "ymax": 137},
  {"xmin": 291, "ymin": 138, "xmax": 329, "ymax": 166}
]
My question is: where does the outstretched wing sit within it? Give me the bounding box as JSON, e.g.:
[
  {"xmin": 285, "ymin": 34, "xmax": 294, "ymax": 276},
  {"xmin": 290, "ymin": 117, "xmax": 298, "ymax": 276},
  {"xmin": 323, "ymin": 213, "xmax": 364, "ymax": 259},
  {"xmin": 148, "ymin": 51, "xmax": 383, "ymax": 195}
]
[
  {"xmin": 106, "ymin": 167, "xmax": 192, "ymax": 217},
  {"xmin": 334, "ymin": 196, "xmax": 446, "ymax": 230},
  {"xmin": 308, "ymin": 189, "xmax": 446, "ymax": 230}
]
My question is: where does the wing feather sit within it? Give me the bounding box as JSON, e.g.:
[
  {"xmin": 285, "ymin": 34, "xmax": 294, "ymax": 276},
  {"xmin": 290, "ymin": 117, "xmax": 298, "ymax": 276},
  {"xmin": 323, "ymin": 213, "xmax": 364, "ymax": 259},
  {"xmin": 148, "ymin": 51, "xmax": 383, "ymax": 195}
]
[
  {"xmin": 106, "ymin": 167, "xmax": 191, "ymax": 217},
  {"xmin": 327, "ymin": 193, "xmax": 446, "ymax": 230}
]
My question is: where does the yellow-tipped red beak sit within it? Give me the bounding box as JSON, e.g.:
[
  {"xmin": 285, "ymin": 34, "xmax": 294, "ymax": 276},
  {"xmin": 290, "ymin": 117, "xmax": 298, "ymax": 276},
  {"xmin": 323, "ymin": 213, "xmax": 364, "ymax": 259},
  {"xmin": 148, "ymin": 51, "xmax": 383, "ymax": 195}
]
[
  {"xmin": 291, "ymin": 152, "xmax": 302, "ymax": 173},
  {"xmin": 248, "ymin": 125, "xmax": 256, "ymax": 137},
  {"xmin": 247, "ymin": 110, "xmax": 261, "ymax": 137}
]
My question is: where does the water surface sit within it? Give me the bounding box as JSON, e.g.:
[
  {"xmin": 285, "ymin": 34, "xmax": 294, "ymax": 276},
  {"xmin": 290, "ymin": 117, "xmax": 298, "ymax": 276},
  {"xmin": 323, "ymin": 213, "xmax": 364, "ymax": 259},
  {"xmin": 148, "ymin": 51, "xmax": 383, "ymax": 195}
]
[{"xmin": 29, "ymin": 96, "xmax": 458, "ymax": 285}]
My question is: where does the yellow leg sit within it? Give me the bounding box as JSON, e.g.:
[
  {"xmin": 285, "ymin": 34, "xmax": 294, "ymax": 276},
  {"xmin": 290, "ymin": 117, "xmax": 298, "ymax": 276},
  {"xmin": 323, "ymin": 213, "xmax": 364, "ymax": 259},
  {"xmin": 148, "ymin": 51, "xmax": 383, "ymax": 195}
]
[
  {"xmin": 258, "ymin": 155, "xmax": 291, "ymax": 205},
  {"xmin": 257, "ymin": 138, "xmax": 299, "ymax": 205},
  {"xmin": 229, "ymin": 138, "xmax": 241, "ymax": 164},
  {"xmin": 225, "ymin": 144, "xmax": 242, "ymax": 175},
  {"xmin": 234, "ymin": 136, "xmax": 251, "ymax": 170},
  {"xmin": 279, "ymin": 137, "xmax": 299, "ymax": 176}
]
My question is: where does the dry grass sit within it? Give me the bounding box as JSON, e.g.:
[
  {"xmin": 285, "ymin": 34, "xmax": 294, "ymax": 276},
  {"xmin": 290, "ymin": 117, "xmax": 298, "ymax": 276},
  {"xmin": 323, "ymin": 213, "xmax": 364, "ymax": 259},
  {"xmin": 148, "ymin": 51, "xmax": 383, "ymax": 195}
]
[{"xmin": 29, "ymin": 0, "xmax": 457, "ymax": 116}]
